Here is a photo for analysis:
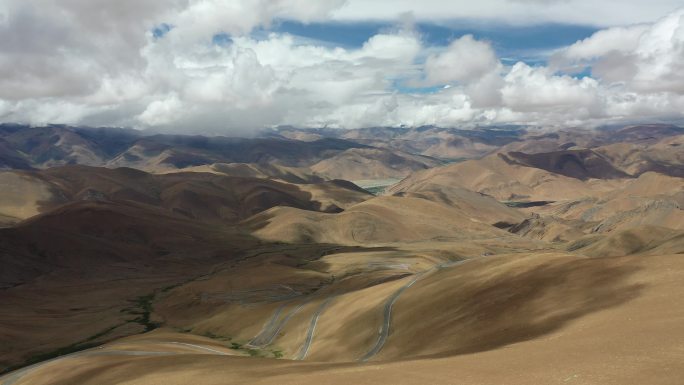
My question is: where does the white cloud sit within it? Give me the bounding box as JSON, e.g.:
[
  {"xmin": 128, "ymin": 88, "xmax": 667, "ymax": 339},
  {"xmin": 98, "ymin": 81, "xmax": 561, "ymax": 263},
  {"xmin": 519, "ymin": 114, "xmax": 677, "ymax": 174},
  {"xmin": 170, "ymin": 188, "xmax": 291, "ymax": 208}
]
[
  {"xmin": 557, "ymin": 25, "xmax": 650, "ymax": 61},
  {"xmin": 465, "ymin": 72, "xmax": 505, "ymax": 108},
  {"xmin": 359, "ymin": 32, "xmax": 422, "ymax": 61},
  {"xmin": 0, "ymin": 100, "xmax": 13, "ymax": 119},
  {"xmin": 139, "ymin": 94, "xmax": 184, "ymax": 126},
  {"xmin": 502, "ymin": 63, "xmax": 600, "ymax": 113},
  {"xmin": 165, "ymin": 0, "xmax": 345, "ymax": 47},
  {"xmin": 554, "ymin": 9, "xmax": 684, "ymax": 93},
  {"xmin": 1, "ymin": 1, "xmax": 684, "ymax": 131},
  {"xmin": 424, "ymin": 35, "xmax": 500, "ymax": 86},
  {"xmin": 332, "ymin": 0, "xmax": 683, "ymax": 27}
]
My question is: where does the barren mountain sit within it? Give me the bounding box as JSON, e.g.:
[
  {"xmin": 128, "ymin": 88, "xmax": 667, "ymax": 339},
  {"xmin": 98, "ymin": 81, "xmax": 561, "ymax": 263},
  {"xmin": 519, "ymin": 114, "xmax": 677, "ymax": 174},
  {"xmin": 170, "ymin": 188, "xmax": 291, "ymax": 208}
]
[
  {"xmin": 594, "ymin": 134, "xmax": 684, "ymax": 177},
  {"xmin": 498, "ymin": 124, "xmax": 684, "ymax": 155},
  {"xmin": 279, "ymin": 125, "xmax": 525, "ymax": 159},
  {"xmin": 164, "ymin": 163, "xmax": 324, "ymax": 184},
  {"xmin": 0, "ymin": 165, "xmax": 372, "ymax": 225},
  {"xmin": 243, "ymin": 195, "xmax": 517, "ymax": 245},
  {"xmin": 1, "ymin": 124, "xmax": 684, "ymax": 385},
  {"xmin": 310, "ymin": 148, "xmax": 442, "ymax": 180},
  {"xmin": 0, "ymin": 125, "xmax": 455, "ymax": 182},
  {"xmin": 388, "ymin": 152, "xmax": 616, "ymax": 202},
  {"xmin": 500, "ymin": 149, "xmax": 630, "ymax": 180}
]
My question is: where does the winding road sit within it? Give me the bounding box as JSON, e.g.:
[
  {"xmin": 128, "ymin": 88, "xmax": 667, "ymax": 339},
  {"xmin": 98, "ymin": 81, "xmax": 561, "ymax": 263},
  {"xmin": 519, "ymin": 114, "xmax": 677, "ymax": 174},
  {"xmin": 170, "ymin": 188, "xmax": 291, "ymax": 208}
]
[
  {"xmin": 358, "ymin": 272, "xmax": 426, "ymax": 362},
  {"xmin": 295, "ymin": 296, "xmax": 337, "ymax": 360},
  {"xmin": 167, "ymin": 342, "xmax": 230, "ymax": 355},
  {"xmin": 1, "ymin": 348, "xmax": 187, "ymax": 385},
  {"xmin": 358, "ymin": 259, "xmax": 468, "ymax": 362},
  {"xmin": 247, "ymin": 303, "xmax": 287, "ymax": 346},
  {"xmin": 248, "ymin": 300, "xmax": 310, "ymax": 348},
  {"xmin": 1, "ymin": 258, "xmax": 475, "ymax": 384},
  {"xmin": 0, "ymin": 340, "xmax": 235, "ymax": 385}
]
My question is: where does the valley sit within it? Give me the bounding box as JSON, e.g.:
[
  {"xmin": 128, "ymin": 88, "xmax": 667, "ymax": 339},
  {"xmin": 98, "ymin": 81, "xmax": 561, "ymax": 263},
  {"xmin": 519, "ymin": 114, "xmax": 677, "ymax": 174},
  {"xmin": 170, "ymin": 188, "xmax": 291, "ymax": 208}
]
[{"xmin": 0, "ymin": 124, "xmax": 683, "ymax": 385}]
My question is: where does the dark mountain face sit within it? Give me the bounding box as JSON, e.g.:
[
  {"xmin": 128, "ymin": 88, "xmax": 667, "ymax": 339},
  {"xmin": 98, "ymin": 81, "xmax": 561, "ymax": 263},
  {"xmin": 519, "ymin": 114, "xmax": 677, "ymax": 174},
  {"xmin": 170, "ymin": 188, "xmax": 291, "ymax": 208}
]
[
  {"xmin": 605, "ymin": 124, "xmax": 684, "ymax": 143},
  {"xmin": 280, "ymin": 126, "xmax": 526, "ymax": 159},
  {"xmin": 0, "ymin": 138, "xmax": 32, "ymax": 170},
  {"xmin": 2, "ymin": 124, "xmax": 683, "ymax": 173},
  {"xmin": 501, "ymin": 149, "xmax": 631, "ymax": 180},
  {"xmin": 137, "ymin": 135, "xmax": 370, "ymax": 167},
  {"xmin": 0, "ymin": 125, "xmax": 369, "ymax": 170},
  {"xmin": 7, "ymin": 165, "xmax": 357, "ymax": 222}
]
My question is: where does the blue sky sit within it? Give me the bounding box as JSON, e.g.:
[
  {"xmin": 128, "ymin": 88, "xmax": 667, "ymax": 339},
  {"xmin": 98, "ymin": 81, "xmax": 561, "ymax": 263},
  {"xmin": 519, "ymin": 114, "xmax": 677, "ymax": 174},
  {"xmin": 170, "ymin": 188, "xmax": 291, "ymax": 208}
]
[{"xmin": 273, "ymin": 20, "xmax": 599, "ymax": 67}]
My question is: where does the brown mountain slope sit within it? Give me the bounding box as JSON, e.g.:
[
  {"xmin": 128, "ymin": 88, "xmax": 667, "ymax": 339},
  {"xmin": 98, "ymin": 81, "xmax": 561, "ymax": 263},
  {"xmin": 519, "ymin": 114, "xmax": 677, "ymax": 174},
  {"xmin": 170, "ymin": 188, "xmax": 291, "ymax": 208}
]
[
  {"xmin": 105, "ymin": 136, "xmax": 368, "ymax": 171},
  {"xmin": 0, "ymin": 166, "xmax": 372, "ymax": 223},
  {"xmin": 594, "ymin": 134, "xmax": 684, "ymax": 177},
  {"xmin": 388, "ymin": 153, "xmax": 621, "ymax": 202},
  {"xmin": 4, "ymin": 251, "xmax": 683, "ymax": 385},
  {"xmin": 0, "ymin": 172, "xmax": 58, "ymax": 223},
  {"xmin": 310, "ymin": 147, "xmax": 442, "ymax": 180},
  {"xmin": 391, "ymin": 186, "xmax": 525, "ymax": 225},
  {"xmin": 498, "ymin": 124, "xmax": 684, "ymax": 155},
  {"xmin": 529, "ymin": 172, "xmax": 684, "ymax": 235},
  {"xmin": 0, "ymin": 200, "xmax": 222, "ymax": 285},
  {"xmin": 165, "ymin": 162, "xmax": 324, "ymax": 184},
  {"xmin": 243, "ymin": 196, "xmax": 514, "ymax": 245},
  {"xmin": 0, "ymin": 198, "xmax": 266, "ymax": 370},
  {"xmin": 0, "ymin": 165, "xmax": 374, "ymax": 369},
  {"xmin": 388, "ymin": 156, "xmax": 681, "ymax": 244},
  {"xmin": 567, "ymin": 226, "xmax": 684, "ymax": 257}
]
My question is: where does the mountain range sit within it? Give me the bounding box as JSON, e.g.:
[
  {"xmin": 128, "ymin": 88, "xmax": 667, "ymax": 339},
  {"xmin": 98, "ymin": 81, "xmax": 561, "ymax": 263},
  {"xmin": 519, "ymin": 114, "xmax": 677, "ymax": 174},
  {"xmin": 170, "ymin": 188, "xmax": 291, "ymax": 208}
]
[{"xmin": 0, "ymin": 123, "xmax": 683, "ymax": 385}]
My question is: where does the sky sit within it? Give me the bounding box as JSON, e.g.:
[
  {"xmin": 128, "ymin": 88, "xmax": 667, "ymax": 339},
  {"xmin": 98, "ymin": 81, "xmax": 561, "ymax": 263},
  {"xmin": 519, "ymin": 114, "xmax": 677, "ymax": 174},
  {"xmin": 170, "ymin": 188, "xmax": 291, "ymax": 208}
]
[{"xmin": 1, "ymin": 0, "xmax": 683, "ymax": 133}]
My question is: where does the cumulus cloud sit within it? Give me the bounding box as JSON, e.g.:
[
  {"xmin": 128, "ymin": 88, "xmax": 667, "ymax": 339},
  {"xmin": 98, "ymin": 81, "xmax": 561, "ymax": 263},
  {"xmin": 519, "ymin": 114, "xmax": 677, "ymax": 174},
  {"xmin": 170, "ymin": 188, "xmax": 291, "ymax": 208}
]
[
  {"xmin": 554, "ymin": 9, "xmax": 684, "ymax": 93},
  {"xmin": 557, "ymin": 25, "xmax": 650, "ymax": 61},
  {"xmin": 502, "ymin": 63, "xmax": 600, "ymax": 113},
  {"xmin": 424, "ymin": 35, "xmax": 500, "ymax": 86},
  {"xmin": 1, "ymin": 1, "xmax": 684, "ymax": 131}
]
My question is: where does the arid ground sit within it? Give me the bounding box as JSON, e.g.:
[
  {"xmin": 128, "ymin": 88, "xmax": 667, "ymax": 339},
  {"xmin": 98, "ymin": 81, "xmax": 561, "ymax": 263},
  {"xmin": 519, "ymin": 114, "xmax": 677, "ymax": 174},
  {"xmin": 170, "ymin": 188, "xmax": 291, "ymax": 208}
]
[{"xmin": 1, "ymin": 124, "xmax": 683, "ymax": 384}]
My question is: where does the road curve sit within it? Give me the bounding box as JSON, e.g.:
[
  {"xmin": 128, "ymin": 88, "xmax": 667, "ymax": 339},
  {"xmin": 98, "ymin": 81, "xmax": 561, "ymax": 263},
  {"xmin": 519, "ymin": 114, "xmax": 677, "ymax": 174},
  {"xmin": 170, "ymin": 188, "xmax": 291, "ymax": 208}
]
[
  {"xmin": 358, "ymin": 272, "xmax": 426, "ymax": 362},
  {"xmin": 248, "ymin": 300, "xmax": 310, "ymax": 348},
  {"xmin": 358, "ymin": 259, "xmax": 468, "ymax": 362},
  {"xmin": 1, "ymin": 350, "xmax": 177, "ymax": 385},
  {"xmin": 295, "ymin": 296, "xmax": 336, "ymax": 360},
  {"xmin": 167, "ymin": 342, "xmax": 230, "ymax": 355},
  {"xmin": 1, "ymin": 341, "xmax": 234, "ymax": 385},
  {"xmin": 248, "ymin": 303, "xmax": 287, "ymax": 346}
]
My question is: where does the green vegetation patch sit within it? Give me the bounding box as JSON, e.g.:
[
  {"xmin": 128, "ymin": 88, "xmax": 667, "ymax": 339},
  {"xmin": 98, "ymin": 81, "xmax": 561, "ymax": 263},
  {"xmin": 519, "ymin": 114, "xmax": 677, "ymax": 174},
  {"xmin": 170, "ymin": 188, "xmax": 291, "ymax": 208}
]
[
  {"xmin": 122, "ymin": 293, "xmax": 162, "ymax": 332},
  {"xmin": 364, "ymin": 185, "xmax": 389, "ymax": 195}
]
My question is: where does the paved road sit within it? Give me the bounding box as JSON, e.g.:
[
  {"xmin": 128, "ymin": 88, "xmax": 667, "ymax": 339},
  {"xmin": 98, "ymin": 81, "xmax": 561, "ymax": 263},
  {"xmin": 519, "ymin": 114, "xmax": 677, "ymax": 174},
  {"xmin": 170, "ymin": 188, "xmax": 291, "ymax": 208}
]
[
  {"xmin": 1, "ymin": 257, "xmax": 473, "ymax": 384},
  {"xmin": 248, "ymin": 300, "xmax": 310, "ymax": 348},
  {"xmin": 357, "ymin": 272, "xmax": 426, "ymax": 362},
  {"xmin": 1, "ymin": 350, "xmax": 176, "ymax": 385},
  {"xmin": 0, "ymin": 342, "xmax": 230, "ymax": 385},
  {"xmin": 295, "ymin": 296, "xmax": 336, "ymax": 360},
  {"xmin": 358, "ymin": 259, "xmax": 469, "ymax": 362},
  {"xmin": 166, "ymin": 342, "xmax": 230, "ymax": 355},
  {"xmin": 247, "ymin": 303, "xmax": 287, "ymax": 346}
]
